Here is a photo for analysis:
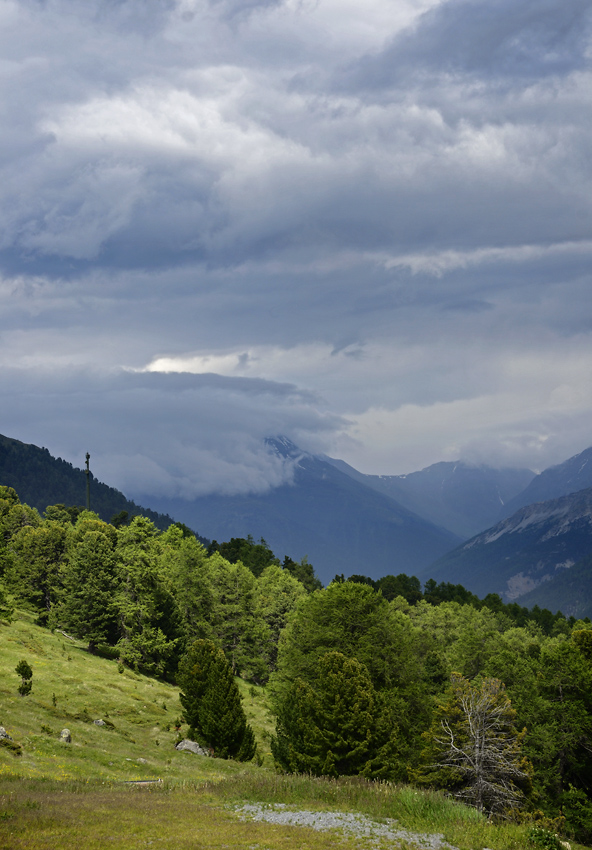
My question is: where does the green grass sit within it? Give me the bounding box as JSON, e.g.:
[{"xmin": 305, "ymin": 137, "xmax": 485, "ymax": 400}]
[
  {"xmin": 0, "ymin": 611, "xmax": 259, "ymax": 784},
  {"xmin": 0, "ymin": 612, "xmax": 589, "ymax": 850}
]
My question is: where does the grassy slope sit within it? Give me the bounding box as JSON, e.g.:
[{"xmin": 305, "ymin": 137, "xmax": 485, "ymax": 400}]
[
  {"xmin": 0, "ymin": 612, "xmax": 586, "ymax": 850},
  {"xmin": 0, "ymin": 610, "xmax": 270, "ymax": 783}
]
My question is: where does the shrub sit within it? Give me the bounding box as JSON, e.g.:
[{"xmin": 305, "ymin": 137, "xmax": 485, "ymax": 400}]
[{"xmin": 15, "ymin": 659, "xmax": 33, "ymax": 697}]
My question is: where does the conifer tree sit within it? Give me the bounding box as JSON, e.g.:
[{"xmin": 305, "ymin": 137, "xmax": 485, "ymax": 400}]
[
  {"xmin": 115, "ymin": 517, "xmax": 182, "ymax": 677},
  {"xmin": 177, "ymin": 639, "xmax": 256, "ymax": 761},
  {"xmin": 272, "ymin": 651, "xmax": 400, "ymax": 778},
  {"xmin": 8, "ymin": 520, "xmax": 67, "ymax": 624},
  {"xmin": 52, "ymin": 518, "xmax": 119, "ymax": 651},
  {"xmin": 16, "ymin": 659, "xmax": 33, "ymax": 696}
]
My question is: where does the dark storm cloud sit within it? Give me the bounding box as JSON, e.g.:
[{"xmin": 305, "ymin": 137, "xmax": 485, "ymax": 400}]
[
  {"xmin": 347, "ymin": 0, "xmax": 592, "ymax": 89},
  {"xmin": 0, "ymin": 0, "xmax": 591, "ymax": 484},
  {"xmin": 1, "ymin": 0, "xmax": 590, "ymax": 273}
]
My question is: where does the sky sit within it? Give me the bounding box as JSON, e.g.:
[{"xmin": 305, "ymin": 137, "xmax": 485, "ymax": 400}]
[{"xmin": 1, "ymin": 0, "xmax": 592, "ymax": 502}]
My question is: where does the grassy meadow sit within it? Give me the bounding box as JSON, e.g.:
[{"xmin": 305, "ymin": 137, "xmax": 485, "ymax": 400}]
[{"xmin": 0, "ymin": 611, "xmax": 586, "ymax": 850}]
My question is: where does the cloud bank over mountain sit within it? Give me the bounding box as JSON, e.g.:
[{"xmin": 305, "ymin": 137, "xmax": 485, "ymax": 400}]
[{"xmin": 1, "ymin": 0, "xmax": 591, "ymax": 495}]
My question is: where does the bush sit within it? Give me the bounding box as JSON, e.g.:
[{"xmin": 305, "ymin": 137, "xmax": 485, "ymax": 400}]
[
  {"xmin": 527, "ymin": 826, "xmax": 564, "ymax": 850},
  {"xmin": 15, "ymin": 659, "xmax": 32, "ymax": 697},
  {"xmin": 0, "ymin": 738, "xmax": 22, "ymax": 756}
]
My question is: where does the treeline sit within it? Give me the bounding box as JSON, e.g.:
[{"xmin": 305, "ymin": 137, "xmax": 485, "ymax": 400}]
[
  {"xmin": 340, "ymin": 572, "xmax": 573, "ymax": 635},
  {"xmin": 2, "ymin": 484, "xmax": 592, "ymax": 840},
  {"xmin": 0, "ymin": 434, "xmax": 190, "ymax": 535}
]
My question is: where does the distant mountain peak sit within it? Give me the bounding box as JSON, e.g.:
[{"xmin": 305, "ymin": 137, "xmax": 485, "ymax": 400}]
[
  {"xmin": 429, "ymin": 487, "xmax": 592, "ymax": 609},
  {"xmin": 502, "ymin": 444, "xmax": 592, "ymax": 516},
  {"xmin": 264, "ymin": 436, "xmax": 308, "ymax": 460}
]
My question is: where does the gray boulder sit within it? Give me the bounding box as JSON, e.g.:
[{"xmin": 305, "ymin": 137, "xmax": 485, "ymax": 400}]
[
  {"xmin": 175, "ymin": 739, "xmax": 209, "ymax": 756},
  {"xmin": 93, "ymin": 719, "xmax": 106, "ymax": 726},
  {"xmin": 0, "ymin": 727, "xmax": 13, "ymax": 740},
  {"xmin": 59, "ymin": 728, "xmax": 72, "ymax": 743}
]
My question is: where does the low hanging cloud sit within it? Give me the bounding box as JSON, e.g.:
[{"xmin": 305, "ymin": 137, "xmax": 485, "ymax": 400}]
[{"xmin": 0, "ymin": 368, "xmax": 344, "ymax": 499}]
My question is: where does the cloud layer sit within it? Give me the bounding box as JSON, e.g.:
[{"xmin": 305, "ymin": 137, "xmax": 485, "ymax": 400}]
[{"xmin": 1, "ymin": 0, "xmax": 591, "ymax": 496}]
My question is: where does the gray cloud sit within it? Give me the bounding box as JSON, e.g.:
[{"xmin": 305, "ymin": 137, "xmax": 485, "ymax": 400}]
[
  {"xmin": 346, "ymin": 0, "xmax": 592, "ymax": 89},
  {"xmin": 0, "ymin": 368, "xmax": 343, "ymax": 498},
  {"xmin": 0, "ymin": 0, "xmax": 591, "ymax": 492}
]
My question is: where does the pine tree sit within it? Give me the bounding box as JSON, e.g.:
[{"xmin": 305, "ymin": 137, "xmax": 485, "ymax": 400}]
[
  {"xmin": 115, "ymin": 517, "xmax": 182, "ymax": 677},
  {"xmin": 8, "ymin": 521, "xmax": 67, "ymax": 624},
  {"xmin": 272, "ymin": 651, "xmax": 400, "ymax": 778},
  {"xmin": 177, "ymin": 639, "xmax": 256, "ymax": 761},
  {"xmin": 52, "ymin": 519, "xmax": 119, "ymax": 651}
]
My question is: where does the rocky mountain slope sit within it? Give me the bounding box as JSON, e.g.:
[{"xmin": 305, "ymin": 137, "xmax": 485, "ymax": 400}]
[
  {"xmin": 429, "ymin": 487, "xmax": 592, "ymax": 602},
  {"xmin": 503, "ymin": 446, "xmax": 592, "ymax": 516},
  {"xmin": 517, "ymin": 552, "xmax": 592, "ymax": 618}
]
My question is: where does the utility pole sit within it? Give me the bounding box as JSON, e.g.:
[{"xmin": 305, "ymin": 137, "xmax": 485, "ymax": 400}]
[{"xmin": 85, "ymin": 452, "xmax": 90, "ymax": 512}]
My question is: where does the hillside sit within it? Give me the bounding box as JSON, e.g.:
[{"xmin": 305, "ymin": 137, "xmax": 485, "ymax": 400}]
[
  {"xmin": 517, "ymin": 552, "xmax": 592, "ymax": 618},
  {"xmin": 0, "ymin": 613, "xmax": 549, "ymax": 850},
  {"xmin": 428, "ymin": 488, "xmax": 592, "ymax": 604},
  {"xmin": 0, "ymin": 432, "xmax": 204, "ymax": 538},
  {"xmin": 0, "ymin": 610, "xmax": 273, "ymax": 781}
]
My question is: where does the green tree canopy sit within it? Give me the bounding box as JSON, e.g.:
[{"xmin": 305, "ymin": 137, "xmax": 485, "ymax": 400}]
[
  {"xmin": 208, "ymin": 535, "xmax": 279, "ymax": 578},
  {"xmin": 7, "ymin": 520, "xmax": 67, "ymax": 624},
  {"xmin": 253, "ymin": 564, "xmax": 306, "ymax": 673},
  {"xmin": 272, "ymin": 651, "xmax": 400, "ymax": 779},
  {"xmin": 115, "ymin": 517, "xmax": 183, "ymax": 677},
  {"xmin": 271, "ymin": 580, "xmax": 421, "ymax": 698},
  {"xmin": 51, "ymin": 515, "xmax": 119, "ymax": 651}
]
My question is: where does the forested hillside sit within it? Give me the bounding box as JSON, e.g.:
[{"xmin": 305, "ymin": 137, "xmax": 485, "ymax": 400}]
[
  {"xmin": 2, "ymin": 482, "xmax": 592, "ymax": 843},
  {"xmin": 0, "ymin": 432, "xmax": 193, "ymax": 536}
]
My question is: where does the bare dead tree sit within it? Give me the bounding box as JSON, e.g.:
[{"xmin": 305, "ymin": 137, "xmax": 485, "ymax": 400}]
[{"xmin": 433, "ymin": 675, "xmax": 531, "ymax": 817}]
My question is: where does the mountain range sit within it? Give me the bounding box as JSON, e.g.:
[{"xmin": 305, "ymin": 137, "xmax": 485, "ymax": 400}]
[
  {"xmin": 427, "ymin": 447, "xmax": 592, "ymax": 616},
  {"xmin": 146, "ymin": 438, "xmax": 463, "ymax": 585},
  {"xmin": 429, "ymin": 488, "xmax": 592, "ymax": 604},
  {"xmin": 324, "ymin": 456, "xmax": 535, "ymax": 539},
  {"xmin": 3, "ymin": 429, "xmax": 592, "ymax": 613},
  {"xmin": 501, "ymin": 446, "xmax": 592, "ymax": 515}
]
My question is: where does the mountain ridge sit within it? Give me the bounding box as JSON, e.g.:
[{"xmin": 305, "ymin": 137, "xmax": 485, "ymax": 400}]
[
  {"xmin": 147, "ymin": 440, "xmax": 462, "ymax": 585},
  {"xmin": 503, "ymin": 445, "xmax": 592, "ymax": 516},
  {"xmin": 0, "ymin": 432, "xmax": 202, "ymax": 538},
  {"xmin": 428, "ymin": 486, "xmax": 592, "ymax": 606},
  {"xmin": 323, "ymin": 455, "xmax": 535, "ymax": 539}
]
